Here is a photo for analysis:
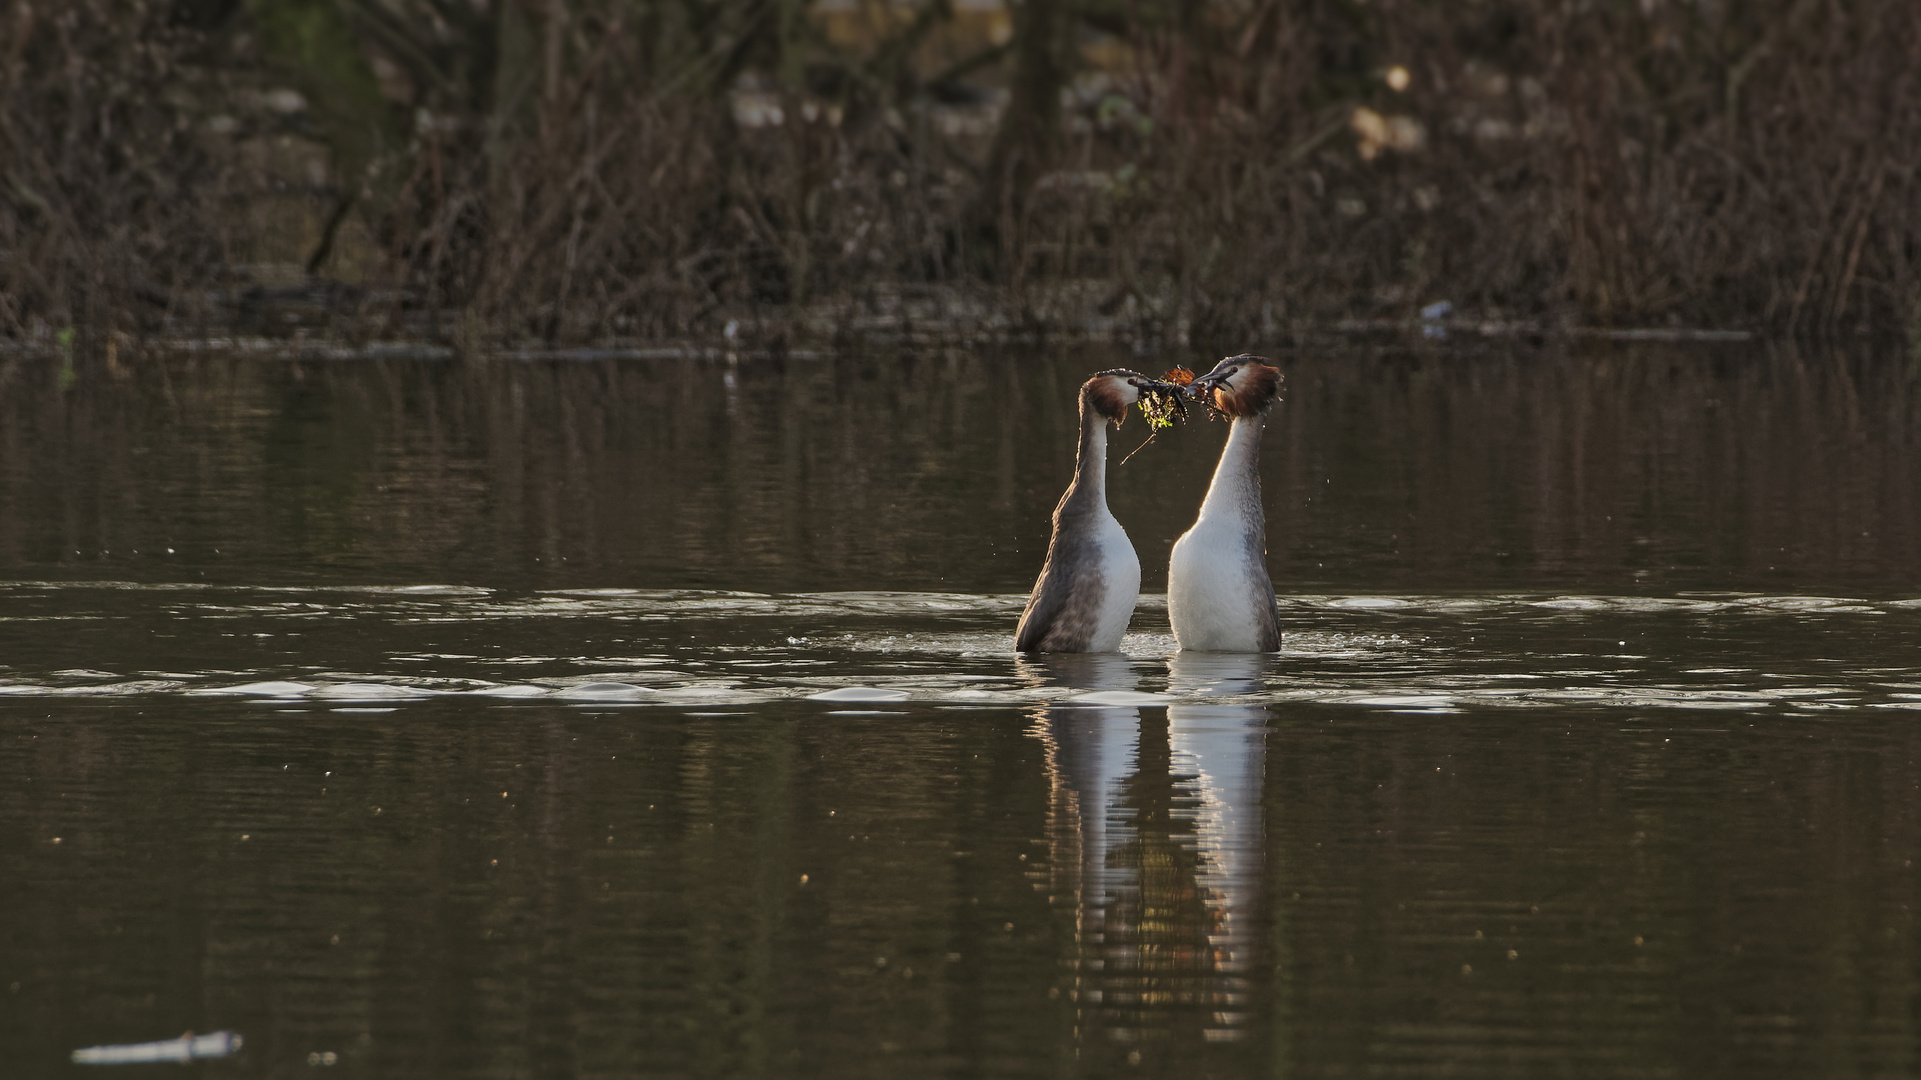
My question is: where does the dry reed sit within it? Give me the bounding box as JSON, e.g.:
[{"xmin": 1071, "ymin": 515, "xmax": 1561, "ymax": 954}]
[{"xmin": 2, "ymin": 0, "xmax": 1918, "ymax": 346}]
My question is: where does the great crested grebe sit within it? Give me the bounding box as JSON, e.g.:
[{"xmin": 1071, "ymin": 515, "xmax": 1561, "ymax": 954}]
[
  {"xmin": 1168, "ymin": 355, "xmax": 1284, "ymax": 652},
  {"xmin": 1014, "ymin": 369, "xmax": 1161, "ymax": 653}
]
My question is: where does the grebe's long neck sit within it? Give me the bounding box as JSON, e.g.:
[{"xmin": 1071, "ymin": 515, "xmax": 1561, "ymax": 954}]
[
  {"xmin": 1193, "ymin": 414, "xmax": 1265, "ymax": 535},
  {"xmin": 1166, "ymin": 407, "xmax": 1280, "ymax": 653},
  {"xmin": 1060, "ymin": 403, "xmax": 1111, "ymax": 514}
]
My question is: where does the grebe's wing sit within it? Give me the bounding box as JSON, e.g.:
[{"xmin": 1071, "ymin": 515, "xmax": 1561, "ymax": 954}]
[
  {"xmin": 1015, "ymin": 561, "xmax": 1077, "ymax": 651},
  {"xmin": 1015, "ymin": 550, "xmax": 1107, "ymax": 652}
]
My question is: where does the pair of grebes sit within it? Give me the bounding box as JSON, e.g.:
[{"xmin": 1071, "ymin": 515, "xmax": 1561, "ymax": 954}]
[{"xmin": 1016, "ymin": 354, "xmax": 1283, "ymax": 654}]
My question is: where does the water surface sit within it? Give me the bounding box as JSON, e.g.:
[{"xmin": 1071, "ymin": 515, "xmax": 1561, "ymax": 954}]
[{"xmin": 2, "ymin": 342, "xmax": 1920, "ymax": 1078}]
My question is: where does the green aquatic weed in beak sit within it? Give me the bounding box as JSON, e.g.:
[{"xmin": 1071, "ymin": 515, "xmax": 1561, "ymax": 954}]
[{"xmin": 1136, "ymin": 367, "xmax": 1194, "ymax": 430}]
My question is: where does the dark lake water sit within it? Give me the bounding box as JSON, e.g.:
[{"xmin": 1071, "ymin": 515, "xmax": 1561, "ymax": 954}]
[{"xmin": 3, "ymin": 340, "xmax": 1921, "ymax": 1078}]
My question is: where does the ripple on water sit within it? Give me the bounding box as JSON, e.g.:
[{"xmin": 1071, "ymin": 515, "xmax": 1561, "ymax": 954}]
[
  {"xmin": 192, "ymin": 681, "xmax": 317, "ymax": 697},
  {"xmin": 1334, "ymin": 694, "xmax": 1459, "ymax": 708},
  {"xmin": 553, "ymin": 682, "xmax": 656, "ymax": 700},
  {"xmin": 6, "ymin": 586, "xmax": 1921, "ymax": 716},
  {"xmin": 1070, "ymin": 690, "xmax": 1174, "ymax": 707},
  {"xmin": 464, "ymin": 684, "xmax": 551, "ymax": 698},
  {"xmin": 311, "ymin": 683, "xmax": 437, "ymax": 700},
  {"xmin": 1323, "ymin": 596, "xmax": 1414, "ymax": 610},
  {"xmin": 807, "ymin": 687, "xmax": 912, "ymax": 703},
  {"xmin": 378, "ymin": 585, "xmax": 493, "ymax": 597}
]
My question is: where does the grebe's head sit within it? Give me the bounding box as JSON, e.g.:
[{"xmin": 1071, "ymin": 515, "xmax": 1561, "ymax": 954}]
[
  {"xmin": 1187, "ymin": 355, "xmax": 1282, "ymax": 417},
  {"xmin": 1080, "ymin": 369, "xmax": 1153, "ymax": 424}
]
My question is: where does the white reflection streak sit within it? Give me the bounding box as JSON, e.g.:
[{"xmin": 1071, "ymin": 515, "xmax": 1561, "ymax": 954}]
[
  {"xmin": 1028, "ymin": 651, "xmax": 1269, "ymax": 1048},
  {"xmin": 1026, "ymin": 653, "xmax": 1141, "ymax": 965},
  {"xmin": 1166, "ymin": 653, "xmax": 1269, "ymax": 997},
  {"xmin": 1021, "ymin": 653, "xmax": 1137, "ymax": 1022}
]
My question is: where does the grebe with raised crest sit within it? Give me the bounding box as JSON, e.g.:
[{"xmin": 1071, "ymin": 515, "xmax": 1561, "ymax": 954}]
[
  {"xmin": 1168, "ymin": 355, "xmax": 1284, "ymax": 652},
  {"xmin": 1014, "ymin": 370, "xmax": 1162, "ymax": 653}
]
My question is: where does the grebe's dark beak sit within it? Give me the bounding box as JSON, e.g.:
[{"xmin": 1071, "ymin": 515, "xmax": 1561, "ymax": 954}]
[
  {"xmin": 1092, "ymin": 368, "xmax": 1170, "ymax": 396},
  {"xmin": 1127, "ymin": 375, "xmax": 1181, "ymax": 396},
  {"xmin": 1184, "ymin": 359, "xmax": 1239, "ymax": 398}
]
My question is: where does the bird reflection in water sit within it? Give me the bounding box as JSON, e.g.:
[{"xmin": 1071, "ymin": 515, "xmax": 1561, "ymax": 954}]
[{"xmin": 1020, "ymin": 652, "xmax": 1270, "ymax": 1067}]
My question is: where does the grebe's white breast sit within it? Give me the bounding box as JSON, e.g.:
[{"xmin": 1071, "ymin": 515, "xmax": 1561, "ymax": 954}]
[{"xmin": 1167, "ymin": 517, "xmax": 1272, "ymax": 652}]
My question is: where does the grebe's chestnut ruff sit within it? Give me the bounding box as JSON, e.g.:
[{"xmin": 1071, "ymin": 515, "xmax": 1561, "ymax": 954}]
[
  {"xmin": 1168, "ymin": 355, "xmax": 1284, "ymax": 652},
  {"xmin": 1014, "ymin": 370, "xmax": 1159, "ymax": 653}
]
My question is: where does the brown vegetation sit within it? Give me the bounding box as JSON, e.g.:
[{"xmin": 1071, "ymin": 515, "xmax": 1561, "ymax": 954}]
[{"xmin": 3, "ymin": 0, "xmax": 1919, "ymax": 346}]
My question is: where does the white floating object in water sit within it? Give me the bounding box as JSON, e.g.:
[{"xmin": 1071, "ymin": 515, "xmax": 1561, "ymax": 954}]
[
  {"xmin": 554, "ymin": 682, "xmax": 654, "ymax": 700},
  {"xmin": 1070, "ymin": 690, "xmax": 1172, "ymax": 707},
  {"xmin": 196, "ymin": 681, "xmax": 316, "ymax": 697},
  {"xmin": 72, "ymin": 1031, "xmax": 242, "ymax": 1065},
  {"xmin": 806, "ymin": 687, "xmax": 910, "ymax": 702},
  {"xmin": 312, "ymin": 683, "xmax": 432, "ymax": 700}
]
